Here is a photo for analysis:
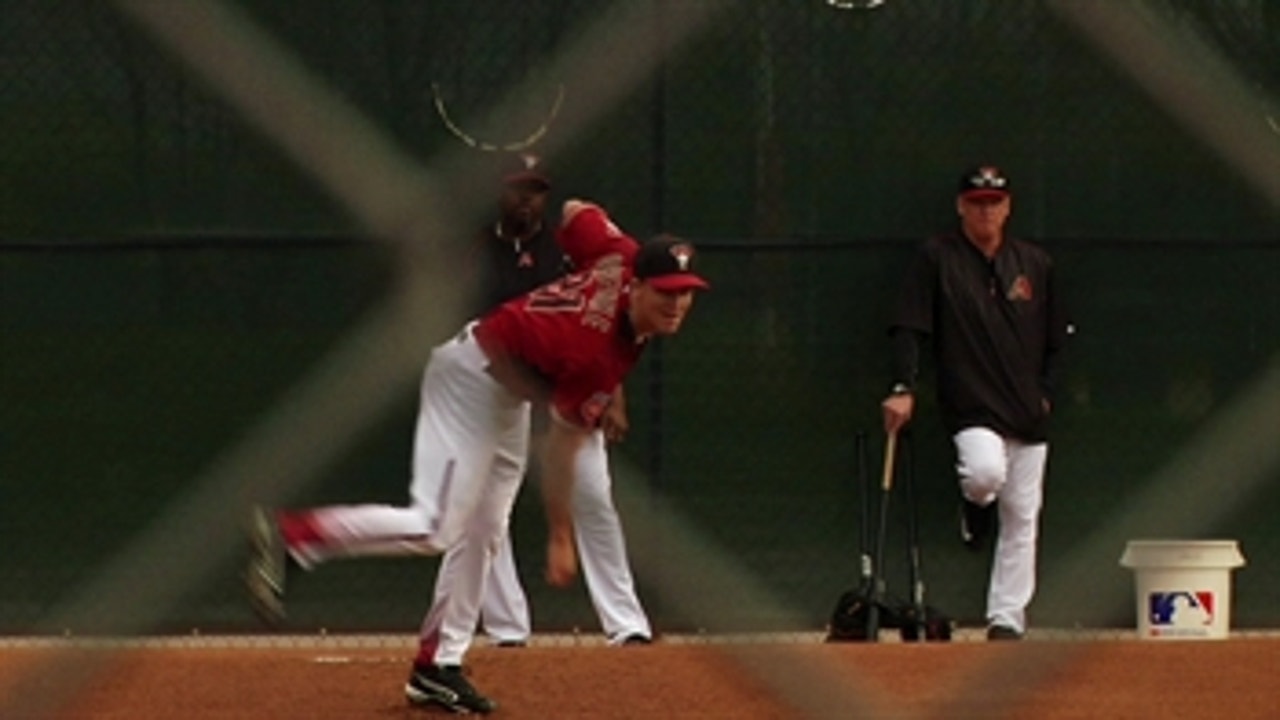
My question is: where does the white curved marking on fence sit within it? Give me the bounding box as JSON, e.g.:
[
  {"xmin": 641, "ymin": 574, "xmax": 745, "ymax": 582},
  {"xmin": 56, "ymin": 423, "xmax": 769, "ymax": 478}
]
[{"xmin": 431, "ymin": 82, "xmax": 565, "ymax": 152}]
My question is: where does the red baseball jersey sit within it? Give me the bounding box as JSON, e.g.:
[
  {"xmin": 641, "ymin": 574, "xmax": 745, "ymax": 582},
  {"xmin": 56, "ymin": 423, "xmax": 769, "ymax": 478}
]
[{"xmin": 474, "ymin": 205, "xmax": 643, "ymax": 428}]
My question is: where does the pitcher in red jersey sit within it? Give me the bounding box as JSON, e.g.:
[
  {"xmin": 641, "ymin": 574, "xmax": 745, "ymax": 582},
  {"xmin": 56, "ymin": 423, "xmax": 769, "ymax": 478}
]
[{"xmin": 245, "ymin": 199, "xmax": 707, "ymax": 714}]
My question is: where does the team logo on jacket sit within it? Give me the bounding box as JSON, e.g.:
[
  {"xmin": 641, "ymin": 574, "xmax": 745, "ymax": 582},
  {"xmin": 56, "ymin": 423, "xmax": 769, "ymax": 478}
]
[{"xmin": 1006, "ymin": 275, "xmax": 1033, "ymax": 302}]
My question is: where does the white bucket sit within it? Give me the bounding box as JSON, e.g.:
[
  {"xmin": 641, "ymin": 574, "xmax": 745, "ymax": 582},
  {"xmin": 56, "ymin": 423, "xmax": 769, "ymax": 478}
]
[{"xmin": 1119, "ymin": 540, "xmax": 1245, "ymax": 640}]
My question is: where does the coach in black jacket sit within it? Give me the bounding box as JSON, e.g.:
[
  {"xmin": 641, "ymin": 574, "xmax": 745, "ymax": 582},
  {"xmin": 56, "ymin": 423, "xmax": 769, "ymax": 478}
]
[{"xmin": 880, "ymin": 165, "xmax": 1072, "ymax": 642}]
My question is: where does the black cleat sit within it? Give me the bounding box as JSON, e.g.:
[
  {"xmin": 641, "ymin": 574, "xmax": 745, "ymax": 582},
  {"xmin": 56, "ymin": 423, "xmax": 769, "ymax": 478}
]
[
  {"xmin": 405, "ymin": 664, "xmax": 496, "ymax": 714},
  {"xmin": 245, "ymin": 505, "xmax": 287, "ymax": 626},
  {"xmin": 986, "ymin": 624, "xmax": 1024, "ymax": 641},
  {"xmin": 619, "ymin": 633, "xmax": 652, "ymax": 646},
  {"xmin": 959, "ymin": 499, "xmax": 994, "ymax": 550}
]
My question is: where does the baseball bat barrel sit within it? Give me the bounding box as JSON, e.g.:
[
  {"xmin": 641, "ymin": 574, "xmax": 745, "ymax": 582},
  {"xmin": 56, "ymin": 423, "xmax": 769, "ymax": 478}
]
[
  {"xmin": 866, "ymin": 430, "xmax": 898, "ymax": 641},
  {"xmin": 902, "ymin": 431, "xmax": 926, "ymax": 608}
]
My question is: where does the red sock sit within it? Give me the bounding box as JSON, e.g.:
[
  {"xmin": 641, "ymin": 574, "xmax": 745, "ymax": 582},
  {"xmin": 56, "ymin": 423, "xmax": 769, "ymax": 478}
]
[
  {"xmin": 415, "ymin": 630, "xmax": 440, "ymax": 667},
  {"xmin": 277, "ymin": 510, "xmax": 325, "ymax": 550}
]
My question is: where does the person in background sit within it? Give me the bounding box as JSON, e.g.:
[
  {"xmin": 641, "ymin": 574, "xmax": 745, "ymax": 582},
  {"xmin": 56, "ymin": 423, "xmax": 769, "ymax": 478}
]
[
  {"xmin": 880, "ymin": 165, "xmax": 1071, "ymax": 641},
  {"xmin": 448, "ymin": 154, "xmax": 654, "ymax": 651}
]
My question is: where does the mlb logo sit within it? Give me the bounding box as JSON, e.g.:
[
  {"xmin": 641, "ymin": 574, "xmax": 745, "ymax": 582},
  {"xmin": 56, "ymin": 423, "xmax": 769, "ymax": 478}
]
[{"xmin": 1148, "ymin": 591, "xmax": 1214, "ymax": 636}]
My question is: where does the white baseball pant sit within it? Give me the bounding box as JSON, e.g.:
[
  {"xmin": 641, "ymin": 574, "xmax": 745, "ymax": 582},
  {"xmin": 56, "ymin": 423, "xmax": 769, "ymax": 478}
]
[
  {"xmin": 280, "ymin": 326, "xmax": 529, "ymax": 668},
  {"xmin": 470, "ymin": 429, "xmax": 652, "ymax": 645},
  {"xmin": 953, "ymin": 426, "xmax": 1047, "ymax": 634}
]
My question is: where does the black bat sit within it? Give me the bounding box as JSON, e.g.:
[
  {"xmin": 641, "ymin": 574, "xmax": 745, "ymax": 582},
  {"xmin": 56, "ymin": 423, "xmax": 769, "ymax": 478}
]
[
  {"xmin": 864, "ymin": 430, "xmax": 898, "ymax": 640},
  {"xmin": 898, "ymin": 430, "xmax": 953, "ymax": 642}
]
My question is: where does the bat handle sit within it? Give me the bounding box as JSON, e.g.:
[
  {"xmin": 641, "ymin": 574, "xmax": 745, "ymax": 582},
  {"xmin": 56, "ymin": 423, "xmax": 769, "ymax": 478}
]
[{"xmin": 881, "ymin": 430, "xmax": 898, "ymax": 491}]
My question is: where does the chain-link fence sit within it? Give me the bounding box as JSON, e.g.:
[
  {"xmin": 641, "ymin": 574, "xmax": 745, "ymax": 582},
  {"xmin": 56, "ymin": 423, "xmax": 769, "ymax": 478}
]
[{"xmin": 2, "ymin": 0, "xmax": 1279, "ymax": 636}]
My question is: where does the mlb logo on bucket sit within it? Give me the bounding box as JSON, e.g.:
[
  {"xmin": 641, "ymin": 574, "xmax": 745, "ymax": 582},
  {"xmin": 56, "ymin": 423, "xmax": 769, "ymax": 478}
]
[{"xmin": 1148, "ymin": 591, "xmax": 1214, "ymax": 637}]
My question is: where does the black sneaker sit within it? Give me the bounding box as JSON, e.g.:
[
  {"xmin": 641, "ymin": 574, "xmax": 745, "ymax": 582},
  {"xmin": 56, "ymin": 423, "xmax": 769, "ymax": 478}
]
[
  {"xmin": 959, "ymin": 499, "xmax": 994, "ymax": 550},
  {"xmin": 405, "ymin": 664, "xmax": 496, "ymax": 714},
  {"xmin": 619, "ymin": 633, "xmax": 652, "ymax": 646},
  {"xmin": 986, "ymin": 624, "xmax": 1023, "ymax": 641},
  {"xmin": 245, "ymin": 505, "xmax": 287, "ymax": 626}
]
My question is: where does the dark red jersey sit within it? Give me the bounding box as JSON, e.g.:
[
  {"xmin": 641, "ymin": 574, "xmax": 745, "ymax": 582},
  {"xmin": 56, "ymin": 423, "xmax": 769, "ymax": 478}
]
[{"xmin": 474, "ymin": 205, "xmax": 644, "ymax": 428}]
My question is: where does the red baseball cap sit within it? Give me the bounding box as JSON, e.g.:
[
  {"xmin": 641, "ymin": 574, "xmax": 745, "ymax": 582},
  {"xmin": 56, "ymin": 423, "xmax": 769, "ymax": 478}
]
[{"xmin": 633, "ymin": 234, "xmax": 710, "ymax": 292}]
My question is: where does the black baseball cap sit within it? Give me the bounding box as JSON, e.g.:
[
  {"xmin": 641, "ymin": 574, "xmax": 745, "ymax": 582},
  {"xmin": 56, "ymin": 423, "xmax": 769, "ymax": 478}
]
[
  {"xmin": 958, "ymin": 165, "xmax": 1010, "ymax": 201},
  {"xmin": 500, "ymin": 152, "xmax": 550, "ymax": 190},
  {"xmin": 633, "ymin": 234, "xmax": 710, "ymax": 292}
]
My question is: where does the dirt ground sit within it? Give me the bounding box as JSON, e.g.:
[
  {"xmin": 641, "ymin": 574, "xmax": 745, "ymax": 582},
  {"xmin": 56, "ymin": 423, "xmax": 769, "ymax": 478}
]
[{"xmin": 1, "ymin": 634, "xmax": 1277, "ymax": 719}]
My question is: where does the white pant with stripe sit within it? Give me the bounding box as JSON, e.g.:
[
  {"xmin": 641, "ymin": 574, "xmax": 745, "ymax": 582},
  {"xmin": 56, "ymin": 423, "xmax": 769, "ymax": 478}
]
[
  {"xmin": 461, "ymin": 429, "xmax": 652, "ymax": 646},
  {"xmin": 280, "ymin": 326, "xmax": 529, "ymax": 667}
]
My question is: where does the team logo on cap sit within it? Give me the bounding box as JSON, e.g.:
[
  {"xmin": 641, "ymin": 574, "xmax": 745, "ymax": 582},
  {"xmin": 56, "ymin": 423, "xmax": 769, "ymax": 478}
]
[
  {"xmin": 970, "ymin": 167, "xmax": 1007, "ymax": 188},
  {"xmin": 519, "ymin": 153, "xmax": 541, "ymax": 171},
  {"xmin": 670, "ymin": 243, "xmax": 694, "ymax": 271}
]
